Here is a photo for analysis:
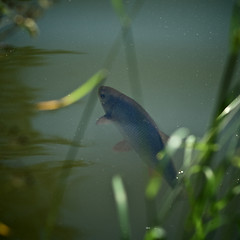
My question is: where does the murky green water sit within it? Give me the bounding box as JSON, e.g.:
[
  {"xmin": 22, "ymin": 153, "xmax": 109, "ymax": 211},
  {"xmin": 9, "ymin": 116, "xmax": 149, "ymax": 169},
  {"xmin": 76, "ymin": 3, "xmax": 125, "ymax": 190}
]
[{"xmin": 0, "ymin": 1, "xmax": 238, "ymax": 239}]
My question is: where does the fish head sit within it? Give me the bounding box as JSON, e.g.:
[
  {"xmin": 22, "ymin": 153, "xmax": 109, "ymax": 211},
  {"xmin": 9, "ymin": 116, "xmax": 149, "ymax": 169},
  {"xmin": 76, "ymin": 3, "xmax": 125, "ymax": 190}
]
[
  {"xmin": 98, "ymin": 86, "xmax": 143, "ymax": 123},
  {"xmin": 98, "ymin": 86, "xmax": 121, "ymax": 116}
]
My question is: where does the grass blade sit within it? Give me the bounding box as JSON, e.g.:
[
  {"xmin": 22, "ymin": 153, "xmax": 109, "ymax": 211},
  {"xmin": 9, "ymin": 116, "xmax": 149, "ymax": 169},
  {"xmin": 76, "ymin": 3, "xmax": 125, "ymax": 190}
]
[
  {"xmin": 36, "ymin": 69, "xmax": 108, "ymax": 110},
  {"xmin": 112, "ymin": 175, "xmax": 131, "ymax": 240}
]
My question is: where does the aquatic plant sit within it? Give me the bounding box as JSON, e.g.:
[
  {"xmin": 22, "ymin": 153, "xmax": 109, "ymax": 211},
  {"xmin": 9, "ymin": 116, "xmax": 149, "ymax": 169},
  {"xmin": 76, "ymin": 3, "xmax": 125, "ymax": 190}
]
[
  {"xmin": 111, "ymin": 1, "xmax": 240, "ymax": 240},
  {"xmin": 0, "ymin": 0, "xmax": 54, "ymax": 39},
  {"xmin": 0, "ymin": 0, "xmax": 239, "ymax": 239}
]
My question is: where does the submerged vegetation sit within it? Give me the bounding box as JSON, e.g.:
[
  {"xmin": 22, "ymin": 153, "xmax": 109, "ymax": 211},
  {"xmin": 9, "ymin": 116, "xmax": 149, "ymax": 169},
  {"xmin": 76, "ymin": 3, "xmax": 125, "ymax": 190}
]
[
  {"xmin": 0, "ymin": 0, "xmax": 54, "ymax": 39},
  {"xmin": 0, "ymin": 0, "xmax": 239, "ymax": 240},
  {"xmin": 111, "ymin": 1, "xmax": 240, "ymax": 240}
]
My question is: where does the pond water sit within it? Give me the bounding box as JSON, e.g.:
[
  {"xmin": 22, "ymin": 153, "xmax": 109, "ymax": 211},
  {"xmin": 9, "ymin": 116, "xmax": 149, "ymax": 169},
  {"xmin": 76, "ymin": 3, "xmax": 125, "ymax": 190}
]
[{"xmin": 0, "ymin": 0, "xmax": 237, "ymax": 239}]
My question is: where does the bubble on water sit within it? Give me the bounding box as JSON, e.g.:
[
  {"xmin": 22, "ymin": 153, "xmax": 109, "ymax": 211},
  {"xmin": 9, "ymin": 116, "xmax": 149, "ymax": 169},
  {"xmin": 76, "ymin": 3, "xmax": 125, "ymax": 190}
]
[{"xmin": 178, "ymin": 170, "xmax": 184, "ymax": 175}]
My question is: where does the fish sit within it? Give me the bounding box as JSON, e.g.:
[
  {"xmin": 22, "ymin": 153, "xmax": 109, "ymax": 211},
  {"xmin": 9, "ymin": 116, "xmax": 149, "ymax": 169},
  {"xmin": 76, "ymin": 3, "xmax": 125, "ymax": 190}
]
[{"xmin": 97, "ymin": 86, "xmax": 177, "ymax": 188}]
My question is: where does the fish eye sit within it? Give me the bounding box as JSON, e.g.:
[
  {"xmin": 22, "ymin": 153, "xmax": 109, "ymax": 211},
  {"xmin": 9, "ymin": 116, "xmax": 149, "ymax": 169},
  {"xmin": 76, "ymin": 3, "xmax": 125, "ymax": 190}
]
[{"xmin": 100, "ymin": 93, "xmax": 105, "ymax": 99}]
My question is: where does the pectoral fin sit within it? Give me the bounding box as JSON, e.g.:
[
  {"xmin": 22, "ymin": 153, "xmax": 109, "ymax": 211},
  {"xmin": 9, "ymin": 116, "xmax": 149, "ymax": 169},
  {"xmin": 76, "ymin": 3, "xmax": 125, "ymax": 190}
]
[
  {"xmin": 96, "ymin": 115, "xmax": 112, "ymax": 125},
  {"xmin": 113, "ymin": 140, "xmax": 133, "ymax": 152}
]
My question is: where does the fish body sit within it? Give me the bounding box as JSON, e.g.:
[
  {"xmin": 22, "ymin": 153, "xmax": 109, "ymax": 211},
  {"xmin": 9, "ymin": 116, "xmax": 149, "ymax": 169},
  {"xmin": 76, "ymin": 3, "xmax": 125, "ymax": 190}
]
[{"xmin": 97, "ymin": 86, "xmax": 177, "ymax": 187}]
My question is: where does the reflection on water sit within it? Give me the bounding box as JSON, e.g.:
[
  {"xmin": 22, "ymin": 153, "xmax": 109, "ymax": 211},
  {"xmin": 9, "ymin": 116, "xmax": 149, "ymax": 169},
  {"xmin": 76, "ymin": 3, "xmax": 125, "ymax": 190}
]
[
  {"xmin": 0, "ymin": 45, "xmax": 41, "ymax": 160},
  {"xmin": 0, "ymin": 45, "xmax": 83, "ymax": 67},
  {"xmin": 0, "ymin": 45, "xmax": 88, "ymax": 239},
  {"xmin": 0, "ymin": 45, "xmax": 83, "ymax": 160}
]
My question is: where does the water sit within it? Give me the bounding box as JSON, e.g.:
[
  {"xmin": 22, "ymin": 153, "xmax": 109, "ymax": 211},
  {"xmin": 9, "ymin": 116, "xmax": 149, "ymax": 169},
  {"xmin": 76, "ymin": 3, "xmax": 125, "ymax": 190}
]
[{"xmin": 0, "ymin": 0, "xmax": 237, "ymax": 239}]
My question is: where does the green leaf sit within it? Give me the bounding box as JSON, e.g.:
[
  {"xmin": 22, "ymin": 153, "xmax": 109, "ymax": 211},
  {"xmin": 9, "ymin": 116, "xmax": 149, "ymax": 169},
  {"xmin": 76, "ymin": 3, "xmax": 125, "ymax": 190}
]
[
  {"xmin": 112, "ymin": 175, "xmax": 131, "ymax": 240},
  {"xmin": 111, "ymin": 0, "xmax": 130, "ymax": 26},
  {"xmin": 230, "ymin": 0, "xmax": 240, "ymax": 53},
  {"xmin": 144, "ymin": 227, "xmax": 166, "ymax": 240},
  {"xmin": 36, "ymin": 69, "xmax": 108, "ymax": 110},
  {"xmin": 145, "ymin": 175, "xmax": 162, "ymax": 199}
]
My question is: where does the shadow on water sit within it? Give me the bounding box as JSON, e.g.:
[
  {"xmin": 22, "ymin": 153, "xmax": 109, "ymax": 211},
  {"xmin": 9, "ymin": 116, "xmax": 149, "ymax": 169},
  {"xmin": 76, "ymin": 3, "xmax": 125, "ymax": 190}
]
[{"xmin": 0, "ymin": 45, "xmax": 88, "ymax": 239}]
